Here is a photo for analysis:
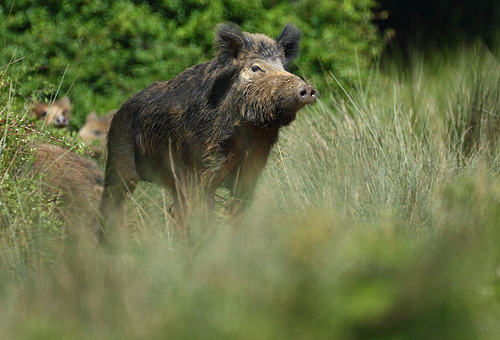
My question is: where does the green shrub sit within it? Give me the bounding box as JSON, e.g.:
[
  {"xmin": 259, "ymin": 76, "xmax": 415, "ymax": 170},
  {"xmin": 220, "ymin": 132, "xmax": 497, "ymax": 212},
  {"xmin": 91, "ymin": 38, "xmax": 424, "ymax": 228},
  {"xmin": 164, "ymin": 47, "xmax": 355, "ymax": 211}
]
[
  {"xmin": 2, "ymin": 2, "xmax": 500, "ymax": 339},
  {"xmin": 0, "ymin": 62, "xmax": 86, "ymax": 274},
  {"xmin": 0, "ymin": 0, "xmax": 382, "ymax": 126}
]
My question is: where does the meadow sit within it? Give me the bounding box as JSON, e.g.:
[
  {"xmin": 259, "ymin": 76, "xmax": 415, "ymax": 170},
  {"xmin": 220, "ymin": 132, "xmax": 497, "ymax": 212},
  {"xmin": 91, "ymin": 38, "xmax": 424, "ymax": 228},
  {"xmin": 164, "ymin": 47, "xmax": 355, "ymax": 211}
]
[{"xmin": 1, "ymin": 42, "xmax": 500, "ymax": 339}]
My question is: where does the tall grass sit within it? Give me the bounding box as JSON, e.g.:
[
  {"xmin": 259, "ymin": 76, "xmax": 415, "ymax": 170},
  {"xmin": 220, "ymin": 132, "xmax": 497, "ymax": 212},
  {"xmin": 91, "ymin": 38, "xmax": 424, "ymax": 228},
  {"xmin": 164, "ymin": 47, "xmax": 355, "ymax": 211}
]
[{"xmin": 1, "ymin": 44, "xmax": 500, "ymax": 339}]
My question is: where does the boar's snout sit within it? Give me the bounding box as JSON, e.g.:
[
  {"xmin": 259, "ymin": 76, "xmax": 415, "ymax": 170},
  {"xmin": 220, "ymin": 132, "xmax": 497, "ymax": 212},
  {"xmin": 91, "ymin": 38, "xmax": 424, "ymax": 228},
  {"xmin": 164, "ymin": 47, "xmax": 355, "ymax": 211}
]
[
  {"xmin": 297, "ymin": 84, "xmax": 317, "ymax": 105},
  {"xmin": 54, "ymin": 115, "xmax": 69, "ymax": 128}
]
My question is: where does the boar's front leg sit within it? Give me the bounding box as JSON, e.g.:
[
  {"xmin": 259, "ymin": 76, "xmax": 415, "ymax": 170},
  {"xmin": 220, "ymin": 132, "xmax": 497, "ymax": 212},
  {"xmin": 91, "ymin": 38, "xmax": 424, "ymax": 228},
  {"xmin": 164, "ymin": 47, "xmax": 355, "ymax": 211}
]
[
  {"xmin": 226, "ymin": 127, "xmax": 277, "ymax": 223},
  {"xmin": 227, "ymin": 154, "xmax": 268, "ymax": 223},
  {"xmin": 228, "ymin": 174, "xmax": 257, "ymax": 220},
  {"xmin": 167, "ymin": 170, "xmax": 217, "ymax": 240}
]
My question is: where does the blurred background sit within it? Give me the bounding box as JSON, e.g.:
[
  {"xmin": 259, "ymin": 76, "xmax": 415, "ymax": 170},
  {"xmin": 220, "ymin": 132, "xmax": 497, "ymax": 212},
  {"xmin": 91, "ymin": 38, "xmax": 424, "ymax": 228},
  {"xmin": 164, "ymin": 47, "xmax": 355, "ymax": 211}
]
[
  {"xmin": 1, "ymin": 1, "xmax": 500, "ymax": 339},
  {"xmin": 1, "ymin": 0, "xmax": 497, "ymax": 126}
]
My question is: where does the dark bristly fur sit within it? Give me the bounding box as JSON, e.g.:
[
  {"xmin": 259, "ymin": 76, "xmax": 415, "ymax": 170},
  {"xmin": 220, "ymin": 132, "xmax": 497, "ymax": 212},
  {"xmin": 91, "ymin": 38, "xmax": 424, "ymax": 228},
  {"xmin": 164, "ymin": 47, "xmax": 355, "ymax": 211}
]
[{"xmin": 99, "ymin": 23, "xmax": 316, "ymax": 240}]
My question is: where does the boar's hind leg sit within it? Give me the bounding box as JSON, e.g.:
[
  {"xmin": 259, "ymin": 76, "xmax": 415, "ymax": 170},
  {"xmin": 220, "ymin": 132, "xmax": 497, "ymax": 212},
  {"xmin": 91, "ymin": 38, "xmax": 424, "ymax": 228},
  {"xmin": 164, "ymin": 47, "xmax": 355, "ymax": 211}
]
[{"xmin": 98, "ymin": 147, "xmax": 139, "ymax": 240}]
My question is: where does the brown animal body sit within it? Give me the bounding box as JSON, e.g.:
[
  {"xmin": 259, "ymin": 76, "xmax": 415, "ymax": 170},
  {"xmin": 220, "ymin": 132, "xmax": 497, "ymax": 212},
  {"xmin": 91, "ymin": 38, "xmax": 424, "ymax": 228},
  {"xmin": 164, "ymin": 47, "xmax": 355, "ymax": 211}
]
[
  {"xmin": 30, "ymin": 97, "xmax": 72, "ymax": 128},
  {"xmin": 27, "ymin": 143, "xmax": 103, "ymax": 227},
  {"xmin": 78, "ymin": 110, "xmax": 116, "ymax": 157},
  {"xmin": 100, "ymin": 23, "xmax": 316, "ymax": 238}
]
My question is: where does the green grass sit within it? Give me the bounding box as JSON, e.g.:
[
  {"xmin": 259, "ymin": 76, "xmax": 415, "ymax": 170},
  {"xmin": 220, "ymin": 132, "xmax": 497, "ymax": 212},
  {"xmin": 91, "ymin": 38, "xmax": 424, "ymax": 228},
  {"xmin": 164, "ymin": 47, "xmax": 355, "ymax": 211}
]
[{"xmin": 1, "ymin": 44, "xmax": 500, "ymax": 339}]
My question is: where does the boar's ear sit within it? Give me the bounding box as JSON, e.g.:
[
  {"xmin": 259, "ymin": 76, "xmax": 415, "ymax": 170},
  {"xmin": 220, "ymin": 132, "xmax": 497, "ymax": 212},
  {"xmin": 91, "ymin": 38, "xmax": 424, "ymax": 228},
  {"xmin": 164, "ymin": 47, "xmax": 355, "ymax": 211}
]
[
  {"xmin": 104, "ymin": 109, "xmax": 118, "ymax": 122},
  {"xmin": 215, "ymin": 23, "xmax": 246, "ymax": 59},
  {"xmin": 57, "ymin": 96, "xmax": 71, "ymax": 110},
  {"xmin": 276, "ymin": 24, "xmax": 301, "ymax": 63},
  {"xmin": 85, "ymin": 112, "xmax": 99, "ymax": 123},
  {"xmin": 31, "ymin": 102, "xmax": 46, "ymax": 117}
]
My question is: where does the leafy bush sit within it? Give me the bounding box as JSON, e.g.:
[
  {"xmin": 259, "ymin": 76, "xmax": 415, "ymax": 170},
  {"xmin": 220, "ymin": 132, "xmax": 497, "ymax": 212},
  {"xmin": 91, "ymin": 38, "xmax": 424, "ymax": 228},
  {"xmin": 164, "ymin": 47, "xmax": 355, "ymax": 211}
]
[
  {"xmin": 0, "ymin": 0, "xmax": 382, "ymax": 126},
  {"xmin": 2, "ymin": 2, "xmax": 500, "ymax": 339},
  {"xmin": 0, "ymin": 61, "xmax": 90, "ymax": 273},
  {"xmin": 1, "ymin": 23, "xmax": 500, "ymax": 339}
]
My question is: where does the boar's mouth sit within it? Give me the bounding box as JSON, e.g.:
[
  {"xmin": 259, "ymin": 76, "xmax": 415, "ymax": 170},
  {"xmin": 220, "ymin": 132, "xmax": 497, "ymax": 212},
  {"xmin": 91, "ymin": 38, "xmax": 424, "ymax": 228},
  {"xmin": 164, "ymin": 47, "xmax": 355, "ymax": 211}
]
[
  {"xmin": 240, "ymin": 82, "xmax": 316, "ymax": 127},
  {"xmin": 241, "ymin": 99, "xmax": 301, "ymax": 127}
]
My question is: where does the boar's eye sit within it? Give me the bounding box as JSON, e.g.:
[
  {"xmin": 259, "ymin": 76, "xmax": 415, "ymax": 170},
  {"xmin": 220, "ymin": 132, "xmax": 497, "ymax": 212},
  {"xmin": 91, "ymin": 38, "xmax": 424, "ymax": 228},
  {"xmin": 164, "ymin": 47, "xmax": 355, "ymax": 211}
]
[
  {"xmin": 39, "ymin": 111, "xmax": 47, "ymax": 118},
  {"xmin": 251, "ymin": 64, "xmax": 264, "ymax": 73}
]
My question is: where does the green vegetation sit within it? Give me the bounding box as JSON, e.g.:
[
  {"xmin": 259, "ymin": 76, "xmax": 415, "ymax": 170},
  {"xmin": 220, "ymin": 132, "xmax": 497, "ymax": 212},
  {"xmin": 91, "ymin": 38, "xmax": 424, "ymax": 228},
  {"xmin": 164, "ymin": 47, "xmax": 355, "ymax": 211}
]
[
  {"xmin": 1, "ymin": 1, "xmax": 500, "ymax": 339},
  {"xmin": 0, "ymin": 0, "xmax": 381, "ymax": 127}
]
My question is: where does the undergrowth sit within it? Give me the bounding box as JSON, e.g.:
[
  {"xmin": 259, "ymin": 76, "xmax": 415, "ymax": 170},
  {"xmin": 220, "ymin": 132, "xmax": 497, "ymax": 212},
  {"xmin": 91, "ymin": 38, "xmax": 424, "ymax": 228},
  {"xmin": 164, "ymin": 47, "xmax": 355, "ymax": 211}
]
[{"xmin": 1, "ymin": 44, "xmax": 500, "ymax": 339}]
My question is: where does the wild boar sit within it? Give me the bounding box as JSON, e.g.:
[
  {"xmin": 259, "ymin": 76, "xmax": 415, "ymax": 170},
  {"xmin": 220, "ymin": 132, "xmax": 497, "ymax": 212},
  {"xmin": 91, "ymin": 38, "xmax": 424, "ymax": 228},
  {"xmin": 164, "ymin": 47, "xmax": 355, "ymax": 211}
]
[
  {"xmin": 99, "ymin": 23, "xmax": 316, "ymax": 239},
  {"xmin": 78, "ymin": 110, "xmax": 116, "ymax": 157},
  {"xmin": 30, "ymin": 97, "xmax": 72, "ymax": 128}
]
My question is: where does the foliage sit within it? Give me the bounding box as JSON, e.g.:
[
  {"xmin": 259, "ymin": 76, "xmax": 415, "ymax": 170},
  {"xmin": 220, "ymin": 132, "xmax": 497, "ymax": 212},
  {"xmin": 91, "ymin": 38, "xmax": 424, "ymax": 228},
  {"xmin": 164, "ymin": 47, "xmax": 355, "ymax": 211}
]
[
  {"xmin": 1, "ymin": 2, "xmax": 500, "ymax": 339},
  {"xmin": 0, "ymin": 0, "xmax": 382, "ymax": 126},
  {"xmin": 0, "ymin": 61, "xmax": 86, "ymax": 274},
  {"xmin": 375, "ymin": 0, "xmax": 500, "ymax": 50},
  {"xmin": 1, "ymin": 35, "xmax": 500, "ymax": 338}
]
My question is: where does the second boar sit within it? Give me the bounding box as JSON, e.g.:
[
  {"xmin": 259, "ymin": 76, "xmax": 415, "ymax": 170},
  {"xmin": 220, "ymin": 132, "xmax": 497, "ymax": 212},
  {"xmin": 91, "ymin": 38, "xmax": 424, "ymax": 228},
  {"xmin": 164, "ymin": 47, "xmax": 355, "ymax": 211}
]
[
  {"xmin": 25, "ymin": 143, "xmax": 104, "ymax": 235},
  {"xmin": 78, "ymin": 110, "xmax": 116, "ymax": 157},
  {"xmin": 30, "ymin": 97, "xmax": 72, "ymax": 128}
]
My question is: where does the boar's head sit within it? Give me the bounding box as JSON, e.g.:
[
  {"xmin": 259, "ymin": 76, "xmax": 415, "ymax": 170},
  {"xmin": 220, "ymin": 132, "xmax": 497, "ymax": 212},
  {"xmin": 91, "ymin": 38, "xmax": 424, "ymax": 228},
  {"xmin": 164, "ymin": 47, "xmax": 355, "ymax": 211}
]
[
  {"xmin": 31, "ymin": 97, "xmax": 72, "ymax": 128},
  {"xmin": 210, "ymin": 23, "xmax": 316, "ymax": 127}
]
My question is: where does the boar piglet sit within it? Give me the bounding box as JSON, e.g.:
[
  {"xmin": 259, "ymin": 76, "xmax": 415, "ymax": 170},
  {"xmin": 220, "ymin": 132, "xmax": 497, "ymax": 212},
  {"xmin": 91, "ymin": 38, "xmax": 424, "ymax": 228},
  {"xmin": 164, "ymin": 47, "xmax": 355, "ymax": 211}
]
[
  {"xmin": 24, "ymin": 143, "xmax": 103, "ymax": 235},
  {"xmin": 99, "ymin": 23, "xmax": 316, "ymax": 239},
  {"xmin": 31, "ymin": 97, "xmax": 72, "ymax": 128},
  {"xmin": 78, "ymin": 110, "xmax": 116, "ymax": 157}
]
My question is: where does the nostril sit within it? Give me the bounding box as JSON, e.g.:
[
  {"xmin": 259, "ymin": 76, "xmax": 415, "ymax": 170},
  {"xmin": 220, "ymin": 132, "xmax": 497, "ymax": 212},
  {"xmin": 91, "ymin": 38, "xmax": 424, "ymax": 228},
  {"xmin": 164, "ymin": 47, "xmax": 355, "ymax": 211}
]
[
  {"xmin": 298, "ymin": 84, "xmax": 317, "ymax": 104},
  {"xmin": 54, "ymin": 115, "xmax": 69, "ymax": 127}
]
